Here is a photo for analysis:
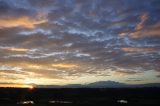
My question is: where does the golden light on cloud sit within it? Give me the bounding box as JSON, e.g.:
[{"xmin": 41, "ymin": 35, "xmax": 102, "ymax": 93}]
[
  {"xmin": 1, "ymin": 47, "xmax": 29, "ymax": 52},
  {"xmin": 8, "ymin": 48, "xmax": 28, "ymax": 52},
  {"xmin": 121, "ymin": 47, "xmax": 156, "ymax": 53},
  {"xmin": 27, "ymin": 65, "xmax": 42, "ymax": 69},
  {"xmin": 0, "ymin": 84, "xmax": 33, "ymax": 88},
  {"xmin": 0, "ymin": 16, "xmax": 47, "ymax": 29},
  {"xmin": 52, "ymin": 63, "xmax": 78, "ymax": 68}
]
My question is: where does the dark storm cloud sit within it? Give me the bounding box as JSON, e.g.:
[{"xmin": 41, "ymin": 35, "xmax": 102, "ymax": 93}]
[{"xmin": 0, "ymin": 0, "xmax": 160, "ymax": 82}]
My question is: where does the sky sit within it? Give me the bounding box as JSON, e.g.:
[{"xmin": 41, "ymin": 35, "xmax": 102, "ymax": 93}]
[{"xmin": 0, "ymin": 0, "xmax": 160, "ymax": 88}]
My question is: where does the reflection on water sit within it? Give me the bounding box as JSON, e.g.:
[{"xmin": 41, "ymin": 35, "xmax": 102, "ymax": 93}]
[
  {"xmin": 117, "ymin": 99, "xmax": 128, "ymax": 104},
  {"xmin": 49, "ymin": 100, "xmax": 72, "ymax": 104},
  {"xmin": 17, "ymin": 100, "xmax": 34, "ymax": 104}
]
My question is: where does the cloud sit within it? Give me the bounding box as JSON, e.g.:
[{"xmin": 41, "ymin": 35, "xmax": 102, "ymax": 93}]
[
  {"xmin": 129, "ymin": 23, "xmax": 160, "ymax": 39},
  {"xmin": 120, "ymin": 13, "xmax": 160, "ymax": 39},
  {"xmin": 0, "ymin": 0, "xmax": 160, "ymax": 86},
  {"xmin": 18, "ymin": 28, "xmax": 52, "ymax": 36},
  {"xmin": 126, "ymin": 78, "xmax": 143, "ymax": 82},
  {"xmin": 135, "ymin": 13, "xmax": 148, "ymax": 30},
  {"xmin": 0, "ymin": 16, "xmax": 48, "ymax": 29},
  {"xmin": 156, "ymin": 75, "xmax": 160, "ymax": 78},
  {"xmin": 0, "ymin": 46, "xmax": 29, "ymax": 52},
  {"xmin": 109, "ymin": 66, "xmax": 143, "ymax": 76},
  {"xmin": 114, "ymin": 70, "xmax": 142, "ymax": 76},
  {"xmin": 52, "ymin": 63, "xmax": 78, "ymax": 69},
  {"xmin": 121, "ymin": 47, "xmax": 157, "ymax": 53}
]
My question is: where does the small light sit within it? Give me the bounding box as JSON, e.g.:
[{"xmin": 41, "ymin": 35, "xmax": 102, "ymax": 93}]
[{"xmin": 117, "ymin": 100, "xmax": 128, "ymax": 104}]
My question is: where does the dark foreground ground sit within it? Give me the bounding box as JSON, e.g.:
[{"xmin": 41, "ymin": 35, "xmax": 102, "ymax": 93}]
[{"xmin": 0, "ymin": 88, "xmax": 160, "ymax": 106}]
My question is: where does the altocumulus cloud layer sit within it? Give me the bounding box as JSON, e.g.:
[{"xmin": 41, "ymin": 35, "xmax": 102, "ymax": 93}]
[{"xmin": 0, "ymin": 0, "xmax": 160, "ymax": 87}]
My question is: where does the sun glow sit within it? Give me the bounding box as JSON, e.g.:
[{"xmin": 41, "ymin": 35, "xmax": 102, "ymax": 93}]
[
  {"xmin": 29, "ymin": 85, "xmax": 34, "ymax": 90},
  {"xmin": 0, "ymin": 16, "xmax": 47, "ymax": 29},
  {"xmin": 0, "ymin": 47, "xmax": 29, "ymax": 52},
  {"xmin": 0, "ymin": 84, "xmax": 33, "ymax": 88}
]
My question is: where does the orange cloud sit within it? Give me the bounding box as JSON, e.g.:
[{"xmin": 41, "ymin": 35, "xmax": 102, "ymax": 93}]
[
  {"xmin": 52, "ymin": 63, "xmax": 78, "ymax": 68},
  {"xmin": 1, "ymin": 47, "xmax": 29, "ymax": 52},
  {"xmin": 130, "ymin": 22, "xmax": 160, "ymax": 39},
  {"xmin": 0, "ymin": 16, "xmax": 47, "ymax": 29},
  {"xmin": 119, "ymin": 13, "xmax": 160, "ymax": 39},
  {"xmin": 135, "ymin": 13, "xmax": 148, "ymax": 30},
  {"xmin": 121, "ymin": 47, "xmax": 157, "ymax": 53}
]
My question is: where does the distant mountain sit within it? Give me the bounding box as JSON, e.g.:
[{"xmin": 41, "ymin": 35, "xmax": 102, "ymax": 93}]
[
  {"xmin": 64, "ymin": 84, "xmax": 84, "ymax": 88},
  {"xmin": 36, "ymin": 85, "xmax": 62, "ymax": 88},
  {"xmin": 85, "ymin": 81, "xmax": 160, "ymax": 88},
  {"xmin": 86, "ymin": 81, "xmax": 127, "ymax": 88},
  {"xmin": 37, "ymin": 81, "xmax": 160, "ymax": 88},
  {"xmin": 132, "ymin": 83, "xmax": 160, "ymax": 88}
]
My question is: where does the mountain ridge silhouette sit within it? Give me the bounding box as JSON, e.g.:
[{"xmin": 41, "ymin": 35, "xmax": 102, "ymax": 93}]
[{"xmin": 36, "ymin": 80, "xmax": 160, "ymax": 88}]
